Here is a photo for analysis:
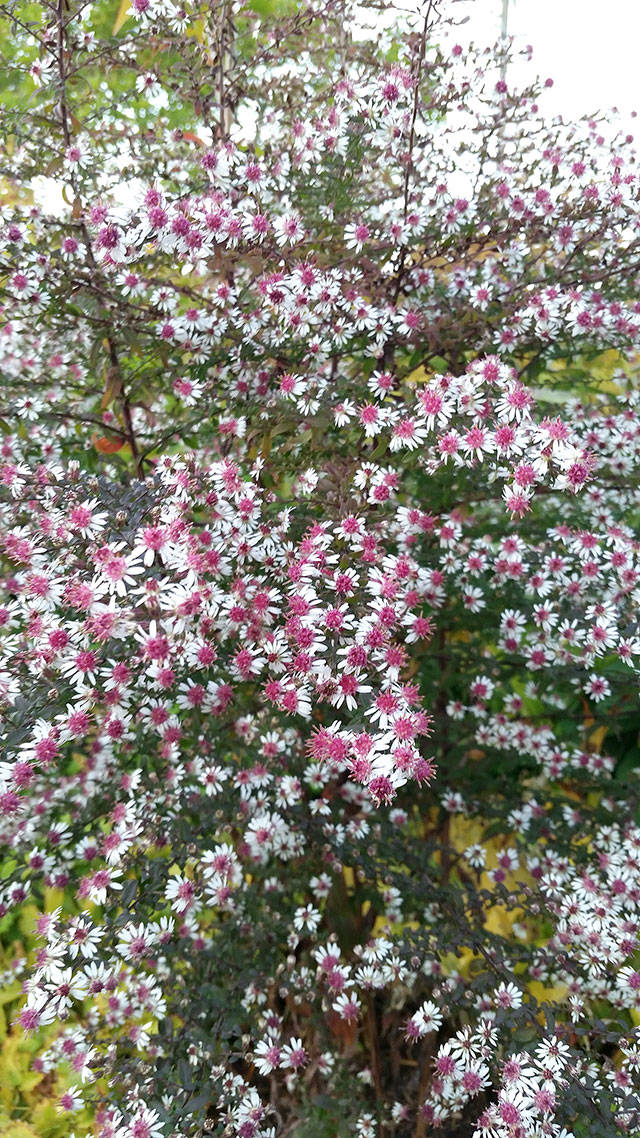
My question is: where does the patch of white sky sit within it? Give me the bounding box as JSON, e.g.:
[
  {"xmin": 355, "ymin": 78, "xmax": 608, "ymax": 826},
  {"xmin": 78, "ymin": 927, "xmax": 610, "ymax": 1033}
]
[{"xmin": 444, "ymin": 0, "xmax": 639, "ymax": 130}]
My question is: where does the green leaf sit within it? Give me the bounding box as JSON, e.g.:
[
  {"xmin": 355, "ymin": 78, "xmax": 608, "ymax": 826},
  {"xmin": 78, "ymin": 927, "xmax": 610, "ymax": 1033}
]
[
  {"xmin": 178, "ymin": 1057, "xmax": 194, "ymax": 1090},
  {"xmin": 0, "ymin": 981, "xmax": 22, "ymax": 1007},
  {"xmin": 120, "ymin": 878, "xmax": 137, "ymax": 908},
  {"xmin": 614, "ymin": 747, "xmax": 640, "ymax": 781},
  {"xmin": 248, "ymin": 0, "xmax": 296, "ymax": 16},
  {"xmin": 430, "ymin": 355, "xmax": 449, "ymax": 373}
]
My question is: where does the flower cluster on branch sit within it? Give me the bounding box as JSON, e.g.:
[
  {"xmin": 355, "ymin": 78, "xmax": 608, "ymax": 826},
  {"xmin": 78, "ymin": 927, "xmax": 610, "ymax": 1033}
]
[{"xmin": 1, "ymin": 1, "xmax": 640, "ymax": 1136}]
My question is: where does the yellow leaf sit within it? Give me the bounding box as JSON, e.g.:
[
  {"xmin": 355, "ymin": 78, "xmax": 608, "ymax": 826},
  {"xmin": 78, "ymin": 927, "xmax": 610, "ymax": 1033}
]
[
  {"xmin": 0, "ymin": 980, "xmax": 22, "ymax": 1007},
  {"xmin": 589, "ymin": 724, "xmax": 608, "ymax": 750},
  {"xmin": 186, "ymin": 17, "xmax": 205, "ymax": 41},
  {"xmin": 405, "ymin": 365, "xmax": 428, "ymax": 386},
  {"xmin": 44, "ymin": 885, "xmax": 65, "ymax": 912},
  {"xmin": 18, "ymin": 1067, "xmax": 43, "ymax": 1096},
  {"xmin": 0, "ymin": 1122, "xmax": 39, "ymax": 1138},
  {"xmin": 100, "ymin": 364, "xmax": 123, "ymax": 410},
  {"xmin": 0, "ymin": 1034, "xmax": 27, "ymax": 1106},
  {"xmin": 484, "ymin": 902, "xmax": 517, "ymax": 938},
  {"xmin": 528, "ymin": 979, "xmax": 568, "ymax": 1006},
  {"xmin": 17, "ymin": 903, "xmax": 39, "ymax": 938},
  {"xmin": 113, "ymin": 0, "xmax": 131, "ymax": 34},
  {"xmin": 31, "ymin": 1101, "xmax": 64, "ymax": 1134},
  {"xmin": 448, "ymin": 815, "xmax": 484, "ymax": 850}
]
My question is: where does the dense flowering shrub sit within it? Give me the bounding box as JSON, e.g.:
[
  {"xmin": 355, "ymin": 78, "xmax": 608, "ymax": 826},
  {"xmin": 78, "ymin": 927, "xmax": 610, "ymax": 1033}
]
[{"xmin": 2, "ymin": 0, "xmax": 640, "ymax": 1135}]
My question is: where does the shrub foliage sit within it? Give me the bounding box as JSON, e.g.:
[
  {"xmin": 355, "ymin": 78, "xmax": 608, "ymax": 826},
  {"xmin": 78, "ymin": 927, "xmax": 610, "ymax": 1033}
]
[{"xmin": 1, "ymin": 1, "xmax": 640, "ymax": 1136}]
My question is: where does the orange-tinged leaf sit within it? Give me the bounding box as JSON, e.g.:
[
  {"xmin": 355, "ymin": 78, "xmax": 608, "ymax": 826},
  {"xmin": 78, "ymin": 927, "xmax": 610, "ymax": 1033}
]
[
  {"xmin": 326, "ymin": 1009, "xmax": 357, "ymax": 1046},
  {"xmin": 92, "ymin": 433, "xmax": 125, "ymax": 453}
]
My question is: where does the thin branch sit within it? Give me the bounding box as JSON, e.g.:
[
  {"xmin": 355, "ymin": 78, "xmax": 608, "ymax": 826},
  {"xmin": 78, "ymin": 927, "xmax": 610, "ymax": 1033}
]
[{"xmin": 54, "ymin": 0, "xmax": 143, "ymax": 477}]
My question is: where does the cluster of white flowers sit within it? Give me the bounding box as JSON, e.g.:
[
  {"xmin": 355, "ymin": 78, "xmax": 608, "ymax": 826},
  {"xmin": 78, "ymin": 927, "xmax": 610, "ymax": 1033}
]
[{"xmin": 1, "ymin": 0, "xmax": 640, "ymax": 1135}]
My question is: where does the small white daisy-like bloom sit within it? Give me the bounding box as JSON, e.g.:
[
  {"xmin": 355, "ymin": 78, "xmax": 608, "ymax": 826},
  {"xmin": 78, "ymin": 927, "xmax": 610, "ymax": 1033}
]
[
  {"xmin": 254, "ymin": 1038, "xmax": 283, "ymax": 1075},
  {"xmin": 583, "ymin": 673, "xmax": 611, "ymax": 702},
  {"xmin": 280, "ymin": 1036, "xmax": 307, "ymax": 1070},
  {"xmin": 333, "ymin": 991, "xmax": 361, "ymax": 1021},
  {"xmin": 493, "ymin": 981, "xmax": 523, "ymax": 1010},
  {"xmin": 344, "ymin": 221, "xmax": 371, "ymax": 251},
  {"xmin": 273, "ymin": 212, "xmax": 304, "ymax": 245},
  {"xmin": 164, "ymin": 874, "xmax": 197, "ymax": 914}
]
